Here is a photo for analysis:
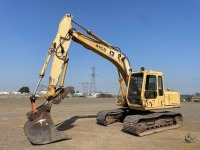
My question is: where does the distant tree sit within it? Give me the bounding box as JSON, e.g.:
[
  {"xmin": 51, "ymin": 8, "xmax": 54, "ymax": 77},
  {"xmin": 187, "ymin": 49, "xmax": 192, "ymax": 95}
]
[
  {"xmin": 18, "ymin": 87, "xmax": 30, "ymax": 93},
  {"xmin": 70, "ymin": 89, "xmax": 75, "ymax": 95},
  {"xmin": 181, "ymin": 94, "xmax": 192, "ymax": 102},
  {"xmin": 195, "ymin": 93, "xmax": 200, "ymax": 96}
]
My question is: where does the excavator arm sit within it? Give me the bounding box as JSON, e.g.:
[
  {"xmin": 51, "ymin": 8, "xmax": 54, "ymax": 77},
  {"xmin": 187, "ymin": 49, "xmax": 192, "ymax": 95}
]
[
  {"xmin": 35, "ymin": 14, "xmax": 72, "ymax": 100},
  {"xmin": 68, "ymin": 28, "xmax": 132, "ymax": 101},
  {"xmin": 24, "ymin": 14, "xmax": 132, "ymax": 144}
]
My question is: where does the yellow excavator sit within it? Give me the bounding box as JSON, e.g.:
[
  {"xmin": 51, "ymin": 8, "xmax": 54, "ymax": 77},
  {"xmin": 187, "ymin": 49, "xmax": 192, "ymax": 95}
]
[{"xmin": 24, "ymin": 14, "xmax": 183, "ymax": 145}]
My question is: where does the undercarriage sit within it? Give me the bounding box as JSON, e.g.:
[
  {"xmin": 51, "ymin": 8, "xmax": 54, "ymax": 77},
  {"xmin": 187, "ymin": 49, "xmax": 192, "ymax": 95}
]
[{"xmin": 96, "ymin": 108, "xmax": 183, "ymax": 136}]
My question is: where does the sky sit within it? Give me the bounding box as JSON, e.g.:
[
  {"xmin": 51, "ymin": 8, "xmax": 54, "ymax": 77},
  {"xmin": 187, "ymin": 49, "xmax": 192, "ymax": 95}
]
[{"xmin": 0, "ymin": 0, "xmax": 199, "ymax": 94}]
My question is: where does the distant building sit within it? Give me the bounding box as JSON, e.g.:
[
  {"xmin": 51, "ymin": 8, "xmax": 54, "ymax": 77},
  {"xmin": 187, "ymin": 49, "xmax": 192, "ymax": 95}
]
[
  {"xmin": 0, "ymin": 91, "xmax": 9, "ymax": 94},
  {"xmin": 192, "ymin": 96, "xmax": 200, "ymax": 102},
  {"xmin": 39, "ymin": 90, "xmax": 47, "ymax": 95},
  {"xmin": 11, "ymin": 91, "xmax": 21, "ymax": 95},
  {"xmin": 74, "ymin": 92, "xmax": 84, "ymax": 97},
  {"xmin": 87, "ymin": 93, "xmax": 100, "ymax": 98}
]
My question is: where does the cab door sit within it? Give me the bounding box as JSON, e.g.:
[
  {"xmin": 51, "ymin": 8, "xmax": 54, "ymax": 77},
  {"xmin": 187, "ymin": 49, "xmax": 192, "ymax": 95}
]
[
  {"xmin": 144, "ymin": 75, "xmax": 157, "ymax": 102},
  {"xmin": 127, "ymin": 73, "xmax": 143, "ymax": 105}
]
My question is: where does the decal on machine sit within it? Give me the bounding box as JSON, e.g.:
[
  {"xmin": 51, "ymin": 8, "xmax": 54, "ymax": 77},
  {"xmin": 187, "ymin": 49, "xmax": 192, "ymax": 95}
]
[
  {"xmin": 96, "ymin": 44, "xmax": 106, "ymax": 52},
  {"xmin": 37, "ymin": 119, "xmax": 46, "ymax": 126}
]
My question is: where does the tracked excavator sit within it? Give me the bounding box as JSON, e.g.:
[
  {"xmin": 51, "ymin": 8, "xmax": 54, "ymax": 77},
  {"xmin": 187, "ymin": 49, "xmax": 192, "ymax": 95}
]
[{"xmin": 24, "ymin": 14, "xmax": 183, "ymax": 145}]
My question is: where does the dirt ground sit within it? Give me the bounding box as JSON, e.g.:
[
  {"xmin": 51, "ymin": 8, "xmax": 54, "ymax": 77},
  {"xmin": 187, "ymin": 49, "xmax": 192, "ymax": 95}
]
[{"xmin": 0, "ymin": 96, "xmax": 199, "ymax": 150}]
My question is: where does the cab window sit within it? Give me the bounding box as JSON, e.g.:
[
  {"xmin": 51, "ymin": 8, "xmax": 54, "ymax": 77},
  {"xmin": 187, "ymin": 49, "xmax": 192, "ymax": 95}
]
[
  {"xmin": 127, "ymin": 73, "xmax": 143, "ymax": 105},
  {"xmin": 145, "ymin": 75, "xmax": 157, "ymax": 99},
  {"xmin": 158, "ymin": 76, "xmax": 163, "ymax": 96}
]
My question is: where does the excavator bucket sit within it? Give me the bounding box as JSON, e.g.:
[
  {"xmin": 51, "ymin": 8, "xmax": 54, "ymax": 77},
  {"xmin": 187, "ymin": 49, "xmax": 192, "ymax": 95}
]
[
  {"xmin": 24, "ymin": 87, "xmax": 73, "ymax": 145},
  {"xmin": 24, "ymin": 104, "xmax": 68, "ymax": 144}
]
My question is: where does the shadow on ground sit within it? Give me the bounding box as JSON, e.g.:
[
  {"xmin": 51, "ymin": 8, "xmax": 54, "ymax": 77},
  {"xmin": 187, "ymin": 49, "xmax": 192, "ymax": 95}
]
[{"xmin": 56, "ymin": 115, "xmax": 96, "ymax": 131}]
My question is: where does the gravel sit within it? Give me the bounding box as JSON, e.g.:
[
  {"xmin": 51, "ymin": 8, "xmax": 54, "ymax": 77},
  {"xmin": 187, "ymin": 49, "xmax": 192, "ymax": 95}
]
[{"xmin": 0, "ymin": 96, "xmax": 199, "ymax": 150}]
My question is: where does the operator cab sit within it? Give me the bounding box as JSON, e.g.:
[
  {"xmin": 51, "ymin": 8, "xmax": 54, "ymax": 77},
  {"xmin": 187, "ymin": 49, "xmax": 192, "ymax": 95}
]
[{"xmin": 127, "ymin": 69, "xmax": 165, "ymax": 109}]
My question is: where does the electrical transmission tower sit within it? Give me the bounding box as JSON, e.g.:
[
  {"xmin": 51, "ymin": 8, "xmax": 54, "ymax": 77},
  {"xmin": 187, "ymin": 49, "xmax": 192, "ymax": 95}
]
[
  {"xmin": 82, "ymin": 82, "xmax": 89, "ymax": 96},
  {"xmin": 89, "ymin": 66, "xmax": 97, "ymax": 93}
]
